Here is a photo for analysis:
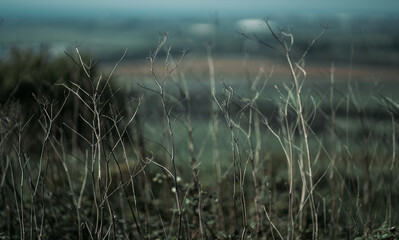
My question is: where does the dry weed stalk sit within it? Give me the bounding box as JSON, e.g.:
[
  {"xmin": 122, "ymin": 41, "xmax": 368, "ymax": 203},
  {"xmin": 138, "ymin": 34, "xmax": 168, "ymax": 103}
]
[
  {"xmin": 140, "ymin": 33, "xmax": 186, "ymax": 239},
  {"xmin": 61, "ymin": 47, "xmax": 144, "ymax": 239},
  {"xmin": 242, "ymin": 20, "xmax": 327, "ymax": 240}
]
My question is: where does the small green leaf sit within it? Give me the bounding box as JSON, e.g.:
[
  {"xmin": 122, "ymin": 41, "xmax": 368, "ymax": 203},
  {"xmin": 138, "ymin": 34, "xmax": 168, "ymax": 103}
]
[{"xmin": 381, "ymin": 233, "xmax": 391, "ymax": 239}]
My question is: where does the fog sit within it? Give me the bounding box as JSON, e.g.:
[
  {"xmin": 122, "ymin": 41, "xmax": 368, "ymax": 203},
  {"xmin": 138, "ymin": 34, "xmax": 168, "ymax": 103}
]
[{"xmin": 1, "ymin": 0, "xmax": 399, "ymax": 18}]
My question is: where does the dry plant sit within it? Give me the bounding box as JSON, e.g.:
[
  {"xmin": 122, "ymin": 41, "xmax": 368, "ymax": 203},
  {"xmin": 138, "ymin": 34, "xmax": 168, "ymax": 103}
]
[
  {"xmin": 1, "ymin": 18, "xmax": 398, "ymax": 240},
  {"xmin": 241, "ymin": 20, "xmax": 328, "ymax": 240},
  {"xmin": 59, "ymin": 46, "xmax": 149, "ymax": 239},
  {"xmin": 138, "ymin": 33, "xmax": 186, "ymax": 239}
]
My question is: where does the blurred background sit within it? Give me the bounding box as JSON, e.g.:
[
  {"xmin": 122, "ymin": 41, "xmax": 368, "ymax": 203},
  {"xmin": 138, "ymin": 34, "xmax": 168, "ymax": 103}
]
[
  {"xmin": 1, "ymin": 0, "xmax": 399, "ymax": 142},
  {"xmin": 1, "ymin": 0, "xmax": 399, "ymax": 111},
  {"xmin": 1, "ymin": 0, "xmax": 399, "ymax": 65}
]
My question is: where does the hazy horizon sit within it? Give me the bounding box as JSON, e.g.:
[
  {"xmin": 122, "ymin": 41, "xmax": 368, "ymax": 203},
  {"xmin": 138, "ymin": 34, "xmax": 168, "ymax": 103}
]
[
  {"xmin": 1, "ymin": 0, "xmax": 399, "ymax": 67},
  {"xmin": 1, "ymin": 0, "xmax": 399, "ymax": 19}
]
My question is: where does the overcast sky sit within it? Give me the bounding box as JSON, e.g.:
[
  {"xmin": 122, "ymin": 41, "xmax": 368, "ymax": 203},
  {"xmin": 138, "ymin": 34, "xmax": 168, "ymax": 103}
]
[{"xmin": 1, "ymin": 0, "xmax": 399, "ymax": 18}]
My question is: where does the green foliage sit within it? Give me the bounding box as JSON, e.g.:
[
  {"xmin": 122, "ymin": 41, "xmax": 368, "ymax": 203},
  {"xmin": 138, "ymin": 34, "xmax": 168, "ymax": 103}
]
[
  {"xmin": 0, "ymin": 47, "xmax": 80, "ymax": 102},
  {"xmin": 354, "ymin": 223, "xmax": 398, "ymax": 240}
]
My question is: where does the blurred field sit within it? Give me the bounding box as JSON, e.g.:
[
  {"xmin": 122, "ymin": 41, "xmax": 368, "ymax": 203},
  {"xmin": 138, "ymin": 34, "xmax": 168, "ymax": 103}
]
[{"xmin": 1, "ymin": 13, "xmax": 399, "ymax": 65}]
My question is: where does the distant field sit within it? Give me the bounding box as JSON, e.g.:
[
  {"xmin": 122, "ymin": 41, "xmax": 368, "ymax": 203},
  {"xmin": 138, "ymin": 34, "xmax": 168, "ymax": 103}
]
[
  {"xmin": 102, "ymin": 56, "xmax": 399, "ymax": 82},
  {"xmin": 1, "ymin": 13, "xmax": 399, "ymax": 65}
]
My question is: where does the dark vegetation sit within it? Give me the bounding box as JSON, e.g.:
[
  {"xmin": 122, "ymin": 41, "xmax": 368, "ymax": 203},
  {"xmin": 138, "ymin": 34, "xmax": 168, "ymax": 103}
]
[{"xmin": 0, "ymin": 21, "xmax": 398, "ymax": 240}]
